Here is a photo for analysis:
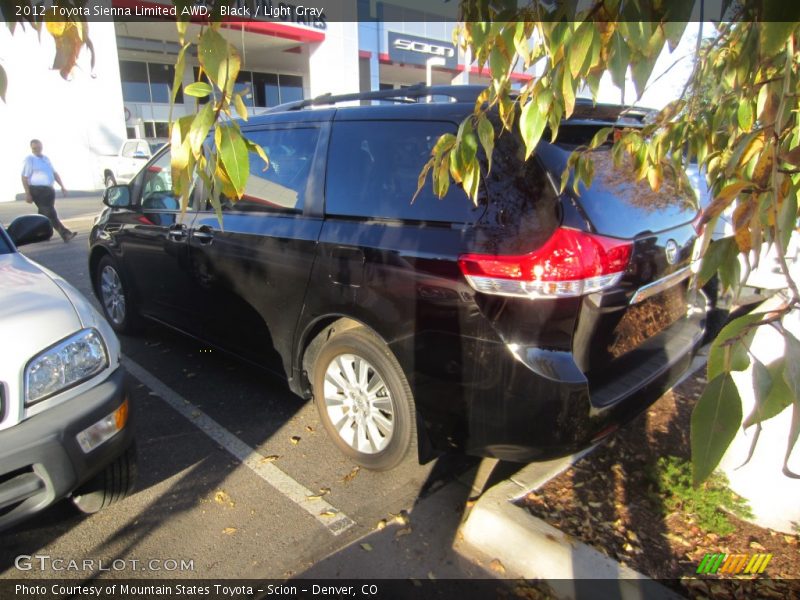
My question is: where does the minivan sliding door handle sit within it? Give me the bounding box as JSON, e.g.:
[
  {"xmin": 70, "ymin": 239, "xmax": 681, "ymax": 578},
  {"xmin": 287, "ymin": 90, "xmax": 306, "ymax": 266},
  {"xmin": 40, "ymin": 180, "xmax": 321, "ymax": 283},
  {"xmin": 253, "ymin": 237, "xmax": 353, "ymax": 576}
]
[
  {"xmin": 192, "ymin": 226, "xmax": 215, "ymax": 245},
  {"xmin": 167, "ymin": 224, "xmax": 188, "ymax": 242}
]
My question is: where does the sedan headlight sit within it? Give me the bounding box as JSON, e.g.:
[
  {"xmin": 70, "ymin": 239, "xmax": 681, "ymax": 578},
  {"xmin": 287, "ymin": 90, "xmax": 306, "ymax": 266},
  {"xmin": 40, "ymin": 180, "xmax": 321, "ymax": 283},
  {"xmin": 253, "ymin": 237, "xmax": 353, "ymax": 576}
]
[{"xmin": 25, "ymin": 329, "xmax": 108, "ymax": 405}]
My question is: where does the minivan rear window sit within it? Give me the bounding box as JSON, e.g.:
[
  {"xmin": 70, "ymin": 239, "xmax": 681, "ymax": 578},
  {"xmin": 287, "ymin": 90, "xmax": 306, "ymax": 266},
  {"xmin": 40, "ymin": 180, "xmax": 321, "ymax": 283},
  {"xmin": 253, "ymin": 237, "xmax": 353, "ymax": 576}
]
[{"xmin": 325, "ymin": 120, "xmax": 484, "ymax": 224}]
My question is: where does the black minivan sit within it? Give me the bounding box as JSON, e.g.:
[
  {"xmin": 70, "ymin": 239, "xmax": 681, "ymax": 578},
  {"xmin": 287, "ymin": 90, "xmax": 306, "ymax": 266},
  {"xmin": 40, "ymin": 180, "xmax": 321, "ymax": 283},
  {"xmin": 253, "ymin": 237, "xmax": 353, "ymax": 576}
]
[{"xmin": 89, "ymin": 85, "xmax": 705, "ymax": 470}]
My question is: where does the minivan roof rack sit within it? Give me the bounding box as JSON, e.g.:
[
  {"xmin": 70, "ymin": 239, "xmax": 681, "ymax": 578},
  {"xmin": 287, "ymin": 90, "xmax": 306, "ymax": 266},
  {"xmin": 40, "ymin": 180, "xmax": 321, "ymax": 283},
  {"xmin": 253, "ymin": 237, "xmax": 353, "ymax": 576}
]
[{"xmin": 262, "ymin": 84, "xmax": 486, "ymax": 113}]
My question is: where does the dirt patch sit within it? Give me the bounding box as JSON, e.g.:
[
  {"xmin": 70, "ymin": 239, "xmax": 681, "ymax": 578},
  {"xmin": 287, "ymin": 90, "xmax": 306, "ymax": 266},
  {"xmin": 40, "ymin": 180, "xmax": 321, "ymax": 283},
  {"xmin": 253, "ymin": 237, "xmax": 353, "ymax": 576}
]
[{"xmin": 519, "ymin": 369, "xmax": 800, "ymax": 598}]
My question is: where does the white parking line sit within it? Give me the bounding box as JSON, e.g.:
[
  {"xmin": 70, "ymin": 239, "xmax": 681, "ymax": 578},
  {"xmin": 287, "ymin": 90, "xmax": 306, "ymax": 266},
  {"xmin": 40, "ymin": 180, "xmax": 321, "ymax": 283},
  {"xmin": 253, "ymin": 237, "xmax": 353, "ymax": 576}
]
[{"xmin": 122, "ymin": 356, "xmax": 356, "ymax": 536}]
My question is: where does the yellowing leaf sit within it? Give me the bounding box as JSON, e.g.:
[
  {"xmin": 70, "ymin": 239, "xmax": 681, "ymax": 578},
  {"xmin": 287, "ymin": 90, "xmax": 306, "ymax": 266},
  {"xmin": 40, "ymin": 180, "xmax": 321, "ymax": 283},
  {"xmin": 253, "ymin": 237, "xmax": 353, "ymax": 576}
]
[
  {"xmin": 732, "ymin": 201, "xmax": 755, "ymax": 252},
  {"xmin": 561, "ymin": 68, "xmax": 575, "ymax": 119},
  {"xmin": 216, "ymin": 124, "xmax": 249, "ymax": 198},
  {"xmin": 233, "ymin": 93, "xmax": 249, "ymax": 121}
]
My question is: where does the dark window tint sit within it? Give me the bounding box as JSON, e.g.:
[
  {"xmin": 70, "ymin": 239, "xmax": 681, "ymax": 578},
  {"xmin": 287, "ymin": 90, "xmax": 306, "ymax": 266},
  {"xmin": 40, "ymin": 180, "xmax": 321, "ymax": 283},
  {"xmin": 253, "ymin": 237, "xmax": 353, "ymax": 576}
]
[
  {"xmin": 326, "ymin": 121, "xmax": 483, "ymax": 223},
  {"xmin": 218, "ymin": 127, "xmax": 319, "ymax": 213},
  {"xmin": 120, "ymin": 60, "xmax": 150, "ymax": 102}
]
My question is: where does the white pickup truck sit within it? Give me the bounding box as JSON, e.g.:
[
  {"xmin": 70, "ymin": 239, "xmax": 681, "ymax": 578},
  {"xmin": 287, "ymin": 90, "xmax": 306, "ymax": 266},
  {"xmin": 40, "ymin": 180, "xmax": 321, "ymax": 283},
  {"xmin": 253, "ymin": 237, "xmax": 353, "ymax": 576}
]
[{"xmin": 101, "ymin": 139, "xmax": 166, "ymax": 188}]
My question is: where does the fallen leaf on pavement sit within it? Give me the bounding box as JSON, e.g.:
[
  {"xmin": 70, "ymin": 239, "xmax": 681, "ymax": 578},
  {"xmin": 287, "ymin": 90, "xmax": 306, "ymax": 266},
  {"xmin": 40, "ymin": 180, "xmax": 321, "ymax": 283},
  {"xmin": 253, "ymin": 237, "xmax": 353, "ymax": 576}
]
[
  {"xmin": 214, "ymin": 490, "xmax": 232, "ymax": 505},
  {"xmin": 222, "ymin": 527, "xmax": 237, "ymax": 535},
  {"xmin": 260, "ymin": 455, "xmax": 280, "ymax": 463},
  {"xmin": 360, "ymin": 543, "xmax": 373, "ymax": 552},
  {"xmin": 305, "ymin": 425, "xmax": 314, "ymax": 432},
  {"xmin": 290, "ymin": 436, "xmax": 301, "ymax": 445},
  {"xmin": 341, "ymin": 466, "xmax": 360, "ymax": 483},
  {"xmin": 376, "ymin": 519, "xmax": 387, "ymax": 530},
  {"xmin": 320, "ymin": 510, "xmax": 338, "ymax": 517},
  {"xmin": 392, "ymin": 510, "xmax": 410, "ymax": 526}
]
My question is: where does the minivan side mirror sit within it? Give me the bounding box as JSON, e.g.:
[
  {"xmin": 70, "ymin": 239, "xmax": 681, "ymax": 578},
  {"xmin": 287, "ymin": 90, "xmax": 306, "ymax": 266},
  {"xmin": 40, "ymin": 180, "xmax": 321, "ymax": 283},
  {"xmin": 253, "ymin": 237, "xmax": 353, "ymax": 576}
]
[
  {"xmin": 7, "ymin": 214, "xmax": 53, "ymax": 247},
  {"xmin": 104, "ymin": 185, "xmax": 132, "ymax": 208}
]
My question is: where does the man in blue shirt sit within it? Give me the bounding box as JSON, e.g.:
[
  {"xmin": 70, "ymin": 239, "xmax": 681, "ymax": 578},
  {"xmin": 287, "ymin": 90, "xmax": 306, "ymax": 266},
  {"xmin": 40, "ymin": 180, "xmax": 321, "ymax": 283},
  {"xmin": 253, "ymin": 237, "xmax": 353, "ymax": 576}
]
[{"xmin": 21, "ymin": 139, "xmax": 76, "ymax": 242}]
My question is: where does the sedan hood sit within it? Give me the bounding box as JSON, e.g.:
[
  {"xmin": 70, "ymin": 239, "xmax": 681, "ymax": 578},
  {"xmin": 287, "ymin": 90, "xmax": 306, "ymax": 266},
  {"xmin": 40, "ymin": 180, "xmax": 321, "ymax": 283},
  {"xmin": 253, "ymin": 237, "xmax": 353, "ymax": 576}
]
[{"xmin": 0, "ymin": 253, "xmax": 83, "ymax": 373}]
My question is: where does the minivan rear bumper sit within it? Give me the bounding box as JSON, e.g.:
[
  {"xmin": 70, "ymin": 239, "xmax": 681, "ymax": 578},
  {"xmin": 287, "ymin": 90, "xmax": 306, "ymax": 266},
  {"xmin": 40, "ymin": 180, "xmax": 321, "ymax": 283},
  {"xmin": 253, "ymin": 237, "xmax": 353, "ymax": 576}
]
[
  {"xmin": 403, "ymin": 295, "xmax": 705, "ymax": 464},
  {"xmin": 463, "ymin": 307, "xmax": 705, "ymax": 462}
]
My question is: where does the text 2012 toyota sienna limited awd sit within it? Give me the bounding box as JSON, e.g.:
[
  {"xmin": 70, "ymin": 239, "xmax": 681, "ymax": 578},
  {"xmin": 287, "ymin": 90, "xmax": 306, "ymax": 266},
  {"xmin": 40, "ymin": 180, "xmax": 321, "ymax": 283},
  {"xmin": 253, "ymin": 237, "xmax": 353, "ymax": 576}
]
[{"xmin": 89, "ymin": 86, "xmax": 705, "ymax": 470}]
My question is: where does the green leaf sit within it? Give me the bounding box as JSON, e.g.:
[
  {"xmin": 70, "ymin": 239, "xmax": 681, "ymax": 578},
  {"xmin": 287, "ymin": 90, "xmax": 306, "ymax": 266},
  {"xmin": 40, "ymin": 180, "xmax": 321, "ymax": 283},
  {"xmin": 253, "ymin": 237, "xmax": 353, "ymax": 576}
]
[
  {"xmin": 184, "ymin": 82, "xmax": 213, "ymax": 98},
  {"xmin": 707, "ymin": 312, "xmax": 762, "ymax": 381},
  {"xmin": 588, "ymin": 126, "xmax": 613, "ymax": 150},
  {"xmin": 519, "ymin": 98, "xmax": 547, "ymax": 159},
  {"xmin": 489, "ymin": 45, "xmax": 506, "ymax": 82},
  {"xmin": 662, "ymin": 21, "xmax": 688, "ymax": 52},
  {"xmin": 758, "ymin": 22, "xmax": 795, "ymax": 58},
  {"xmin": 188, "ymin": 102, "xmax": 215, "ymax": 158},
  {"xmin": 784, "ymin": 333, "xmax": 800, "ymax": 477},
  {"xmin": 216, "ymin": 124, "xmax": 249, "ymax": 198},
  {"xmin": 691, "ymin": 374, "xmax": 743, "ymax": 486},
  {"xmin": 631, "ymin": 55, "xmax": 657, "ymax": 100},
  {"xmin": 198, "ymin": 29, "xmax": 228, "ymax": 89},
  {"xmin": 476, "ymin": 115, "xmax": 495, "ymax": 174},
  {"xmin": 778, "ymin": 191, "xmax": 798, "ymax": 253},
  {"xmin": 434, "ymin": 152, "xmax": 450, "ymax": 198},
  {"xmin": 609, "ymin": 32, "xmax": 630, "ymax": 92},
  {"xmin": 744, "ymin": 358, "xmax": 793, "ymax": 428},
  {"xmin": 737, "ymin": 101, "xmax": 753, "ymax": 132},
  {"xmin": 568, "ymin": 22, "xmax": 593, "ymax": 78},
  {"xmin": 738, "ymin": 359, "xmax": 772, "ymax": 468},
  {"xmin": 0, "ymin": 64, "xmax": 6, "ymax": 102},
  {"xmin": 199, "ymin": 28, "xmax": 241, "ymax": 95},
  {"xmin": 699, "ymin": 236, "xmax": 734, "ymax": 287},
  {"xmin": 171, "ymin": 43, "xmax": 188, "ymax": 107}
]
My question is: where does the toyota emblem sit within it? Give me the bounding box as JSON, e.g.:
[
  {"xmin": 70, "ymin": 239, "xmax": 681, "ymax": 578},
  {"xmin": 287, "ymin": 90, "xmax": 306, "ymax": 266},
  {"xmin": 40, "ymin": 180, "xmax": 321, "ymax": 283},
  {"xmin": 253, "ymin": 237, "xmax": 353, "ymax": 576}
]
[{"xmin": 665, "ymin": 239, "xmax": 679, "ymax": 265}]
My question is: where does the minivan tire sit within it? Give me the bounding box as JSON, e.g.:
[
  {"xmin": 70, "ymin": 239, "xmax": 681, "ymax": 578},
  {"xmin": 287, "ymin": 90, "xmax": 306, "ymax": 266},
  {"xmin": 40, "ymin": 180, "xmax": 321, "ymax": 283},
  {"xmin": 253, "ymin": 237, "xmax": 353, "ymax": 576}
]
[
  {"xmin": 311, "ymin": 328, "xmax": 416, "ymax": 471},
  {"xmin": 96, "ymin": 255, "xmax": 141, "ymax": 334},
  {"xmin": 72, "ymin": 444, "xmax": 137, "ymax": 514}
]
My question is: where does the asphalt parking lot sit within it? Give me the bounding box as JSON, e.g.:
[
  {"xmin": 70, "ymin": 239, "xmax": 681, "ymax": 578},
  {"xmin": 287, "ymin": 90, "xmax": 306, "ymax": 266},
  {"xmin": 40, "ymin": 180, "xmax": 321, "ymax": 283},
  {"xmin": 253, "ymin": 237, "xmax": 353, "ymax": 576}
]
[{"xmin": 0, "ymin": 198, "xmax": 482, "ymax": 580}]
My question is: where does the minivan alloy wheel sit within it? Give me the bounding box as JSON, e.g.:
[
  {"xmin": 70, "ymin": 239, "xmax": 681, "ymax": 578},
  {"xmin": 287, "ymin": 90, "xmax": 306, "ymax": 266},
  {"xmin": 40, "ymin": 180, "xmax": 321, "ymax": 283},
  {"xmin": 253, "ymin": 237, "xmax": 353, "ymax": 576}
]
[
  {"xmin": 323, "ymin": 353, "xmax": 394, "ymax": 454},
  {"xmin": 100, "ymin": 265, "xmax": 126, "ymax": 325}
]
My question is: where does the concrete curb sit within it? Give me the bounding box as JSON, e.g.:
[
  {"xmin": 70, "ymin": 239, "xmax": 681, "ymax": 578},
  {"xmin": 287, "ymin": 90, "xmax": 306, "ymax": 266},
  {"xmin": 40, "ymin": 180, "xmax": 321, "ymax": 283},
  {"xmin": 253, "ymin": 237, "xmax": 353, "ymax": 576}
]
[
  {"xmin": 458, "ymin": 466, "xmax": 683, "ymax": 599},
  {"xmin": 457, "ymin": 353, "xmax": 711, "ymax": 599}
]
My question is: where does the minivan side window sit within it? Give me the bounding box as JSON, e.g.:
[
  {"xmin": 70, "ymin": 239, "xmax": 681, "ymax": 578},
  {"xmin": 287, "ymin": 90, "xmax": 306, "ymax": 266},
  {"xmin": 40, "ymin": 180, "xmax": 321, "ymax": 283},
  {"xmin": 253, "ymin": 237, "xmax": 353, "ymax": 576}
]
[
  {"xmin": 217, "ymin": 127, "xmax": 319, "ymax": 213},
  {"xmin": 140, "ymin": 151, "xmax": 179, "ymax": 211},
  {"xmin": 325, "ymin": 121, "xmax": 483, "ymax": 224}
]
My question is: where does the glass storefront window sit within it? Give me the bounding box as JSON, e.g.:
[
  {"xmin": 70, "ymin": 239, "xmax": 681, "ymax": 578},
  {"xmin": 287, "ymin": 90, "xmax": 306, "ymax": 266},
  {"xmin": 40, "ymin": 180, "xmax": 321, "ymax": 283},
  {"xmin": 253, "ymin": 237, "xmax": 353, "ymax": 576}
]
[
  {"xmin": 120, "ymin": 60, "xmax": 150, "ymax": 103},
  {"xmin": 278, "ymin": 75, "xmax": 303, "ymax": 104},
  {"xmin": 148, "ymin": 63, "xmax": 181, "ymax": 103},
  {"xmin": 120, "ymin": 60, "xmax": 182, "ymax": 104},
  {"xmin": 254, "ymin": 72, "xmax": 280, "ymax": 107}
]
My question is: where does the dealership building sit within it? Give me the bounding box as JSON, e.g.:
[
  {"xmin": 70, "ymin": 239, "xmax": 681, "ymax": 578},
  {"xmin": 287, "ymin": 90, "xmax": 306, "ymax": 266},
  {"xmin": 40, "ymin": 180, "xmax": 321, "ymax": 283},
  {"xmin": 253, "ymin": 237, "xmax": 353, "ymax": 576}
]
[{"xmin": 0, "ymin": 0, "xmax": 538, "ymax": 202}]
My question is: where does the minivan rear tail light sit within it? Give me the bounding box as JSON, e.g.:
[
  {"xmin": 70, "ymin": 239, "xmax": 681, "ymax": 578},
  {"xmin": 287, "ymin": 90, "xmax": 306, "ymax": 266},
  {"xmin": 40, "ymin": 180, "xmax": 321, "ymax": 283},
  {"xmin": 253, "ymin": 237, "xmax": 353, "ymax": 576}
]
[{"xmin": 458, "ymin": 227, "xmax": 633, "ymax": 299}]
